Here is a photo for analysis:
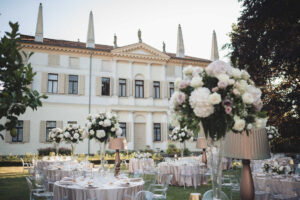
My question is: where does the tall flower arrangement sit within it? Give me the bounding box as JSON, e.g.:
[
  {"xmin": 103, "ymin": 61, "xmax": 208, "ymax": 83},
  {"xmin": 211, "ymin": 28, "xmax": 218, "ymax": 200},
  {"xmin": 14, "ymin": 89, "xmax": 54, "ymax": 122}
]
[
  {"xmin": 48, "ymin": 128, "xmax": 64, "ymax": 155},
  {"xmin": 169, "ymin": 126, "xmax": 193, "ymax": 143},
  {"xmin": 170, "ymin": 60, "xmax": 267, "ymax": 140},
  {"xmin": 63, "ymin": 124, "xmax": 86, "ymax": 144},
  {"xmin": 86, "ymin": 112, "xmax": 122, "ymax": 143}
]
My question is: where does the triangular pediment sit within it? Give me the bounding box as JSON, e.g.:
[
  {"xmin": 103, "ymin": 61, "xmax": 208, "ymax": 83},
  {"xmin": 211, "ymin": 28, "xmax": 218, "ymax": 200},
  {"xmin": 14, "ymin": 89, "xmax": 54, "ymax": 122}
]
[{"xmin": 111, "ymin": 43, "xmax": 170, "ymax": 61}]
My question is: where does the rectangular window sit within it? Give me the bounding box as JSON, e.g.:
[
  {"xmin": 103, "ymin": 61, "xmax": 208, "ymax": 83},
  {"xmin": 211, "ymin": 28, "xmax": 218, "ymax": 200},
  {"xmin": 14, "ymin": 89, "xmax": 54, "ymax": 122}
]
[
  {"xmin": 101, "ymin": 77, "xmax": 110, "ymax": 96},
  {"xmin": 135, "ymin": 80, "xmax": 144, "ymax": 98},
  {"xmin": 47, "ymin": 73, "xmax": 58, "ymax": 93},
  {"xmin": 67, "ymin": 121, "xmax": 77, "ymax": 125},
  {"xmin": 12, "ymin": 121, "xmax": 23, "ymax": 142},
  {"xmin": 154, "ymin": 123, "xmax": 161, "ymax": 142},
  {"xmin": 153, "ymin": 81, "xmax": 160, "ymax": 99},
  {"xmin": 68, "ymin": 75, "xmax": 78, "ymax": 94},
  {"xmin": 119, "ymin": 79, "xmax": 127, "ymax": 97},
  {"xmin": 169, "ymin": 82, "xmax": 174, "ymax": 98},
  {"xmin": 46, "ymin": 121, "xmax": 56, "ymax": 142},
  {"xmin": 119, "ymin": 122, "xmax": 126, "ymax": 138}
]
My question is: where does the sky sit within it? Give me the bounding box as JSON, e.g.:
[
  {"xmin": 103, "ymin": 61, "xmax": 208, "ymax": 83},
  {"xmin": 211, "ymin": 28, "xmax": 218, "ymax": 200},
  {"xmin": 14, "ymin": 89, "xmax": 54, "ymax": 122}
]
[{"xmin": 0, "ymin": 0, "xmax": 242, "ymax": 61}]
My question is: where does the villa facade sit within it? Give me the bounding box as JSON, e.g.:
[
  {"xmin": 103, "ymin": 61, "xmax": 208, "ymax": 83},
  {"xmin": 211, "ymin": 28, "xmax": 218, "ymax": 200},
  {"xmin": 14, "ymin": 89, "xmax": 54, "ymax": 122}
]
[{"xmin": 0, "ymin": 4, "xmax": 219, "ymax": 155}]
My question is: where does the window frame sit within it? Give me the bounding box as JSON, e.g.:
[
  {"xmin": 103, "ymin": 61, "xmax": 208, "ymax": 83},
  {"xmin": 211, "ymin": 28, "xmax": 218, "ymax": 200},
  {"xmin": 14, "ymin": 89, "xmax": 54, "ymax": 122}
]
[
  {"xmin": 153, "ymin": 81, "xmax": 160, "ymax": 99},
  {"xmin": 101, "ymin": 77, "xmax": 110, "ymax": 96},
  {"xmin": 119, "ymin": 122, "xmax": 126, "ymax": 138},
  {"xmin": 68, "ymin": 75, "xmax": 78, "ymax": 94},
  {"xmin": 169, "ymin": 82, "xmax": 174, "ymax": 98},
  {"xmin": 135, "ymin": 80, "xmax": 144, "ymax": 98},
  {"xmin": 119, "ymin": 79, "xmax": 127, "ymax": 97},
  {"xmin": 46, "ymin": 121, "xmax": 56, "ymax": 142},
  {"xmin": 47, "ymin": 73, "xmax": 58, "ymax": 93},
  {"xmin": 12, "ymin": 121, "xmax": 23, "ymax": 142},
  {"xmin": 153, "ymin": 123, "xmax": 161, "ymax": 142}
]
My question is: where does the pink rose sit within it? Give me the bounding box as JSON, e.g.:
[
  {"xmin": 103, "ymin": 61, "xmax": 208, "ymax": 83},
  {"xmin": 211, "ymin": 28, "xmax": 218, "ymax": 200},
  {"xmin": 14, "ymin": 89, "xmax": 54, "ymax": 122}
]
[
  {"xmin": 225, "ymin": 106, "xmax": 232, "ymax": 114},
  {"xmin": 179, "ymin": 80, "xmax": 190, "ymax": 89},
  {"xmin": 212, "ymin": 87, "xmax": 219, "ymax": 92},
  {"xmin": 176, "ymin": 92, "xmax": 186, "ymax": 105},
  {"xmin": 217, "ymin": 81, "xmax": 228, "ymax": 89}
]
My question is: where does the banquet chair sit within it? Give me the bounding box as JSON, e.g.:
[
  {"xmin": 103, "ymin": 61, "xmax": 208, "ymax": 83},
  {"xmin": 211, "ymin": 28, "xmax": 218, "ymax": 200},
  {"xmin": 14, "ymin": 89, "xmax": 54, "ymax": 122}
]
[
  {"xmin": 21, "ymin": 158, "xmax": 32, "ymax": 174},
  {"xmin": 149, "ymin": 174, "xmax": 173, "ymax": 199},
  {"xmin": 134, "ymin": 190, "xmax": 154, "ymax": 200},
  {"xmin": 179, "ymin": 166, "xmax": 196, "ymax": 189},
  {"xmin": 26, "ymin": 176, "xmax": 53, "ymax": 200},
  {"xmin": 254, "ymin": 177, "xmax": 270, "ymax": 200},
  {"xmin": 230, "ymin": 177, "xmax": 240, "ymax": 200}
]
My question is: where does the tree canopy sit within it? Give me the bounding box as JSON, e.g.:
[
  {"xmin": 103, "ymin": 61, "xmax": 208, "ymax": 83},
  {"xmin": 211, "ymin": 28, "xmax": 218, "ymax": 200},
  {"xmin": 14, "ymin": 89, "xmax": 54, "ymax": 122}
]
[
  {"xmin": 224, "ymin": 0, "xmax": 300, "ymax": 150},
  {"xmin": 0, "ymin": 22, "xmax": 47, "ymax": 137}
]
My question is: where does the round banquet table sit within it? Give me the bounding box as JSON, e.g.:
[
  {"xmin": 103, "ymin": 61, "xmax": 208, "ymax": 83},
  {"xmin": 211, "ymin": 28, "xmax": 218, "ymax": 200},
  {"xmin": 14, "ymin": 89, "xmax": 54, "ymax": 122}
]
[
  {"xmin": 36, "ymin": 157, "xmax": 73, "ymax": 171},
  {"xmin": 129, "ymin": 158, "xmax": 155, "ymax": 173},
  {"xmin": 253, "ymin": 174, "xmax": 300, "ymax": 199},
  {"xmin": 53, "ymin": 177, "xmax": 144, "ymax": 200},
  {"xmin": 157, "ymin": 162, "xmax": 208, "ymax": 187}
]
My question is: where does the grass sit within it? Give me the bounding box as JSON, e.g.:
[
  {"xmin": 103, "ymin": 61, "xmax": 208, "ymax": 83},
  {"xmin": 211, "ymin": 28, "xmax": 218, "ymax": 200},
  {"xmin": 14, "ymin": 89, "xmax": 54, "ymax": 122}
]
[{"xmin": 0, "ymin": 167, "xmax": 240, "ymax": 200}]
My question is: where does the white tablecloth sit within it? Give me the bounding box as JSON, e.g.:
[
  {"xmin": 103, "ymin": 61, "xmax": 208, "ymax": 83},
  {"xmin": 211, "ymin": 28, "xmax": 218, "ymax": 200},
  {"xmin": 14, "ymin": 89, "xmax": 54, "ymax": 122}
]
[
  {"xmin": 253, "ymin": 174, "xmax": 300, "ymax": 199},
  {"xmin": 36, "ymin": 157, "xmax": 73, "ymax": 171},
  {"xmin": 157, "ymin": 162, "xmax": 208, "ymax": 187},
  {"xmin": 53, "ymin": 177, "xmax": 144, "ymax": 200},
  {"xmin": 129, "ymin": 158, "xmax": 154, "ymax": 173}
]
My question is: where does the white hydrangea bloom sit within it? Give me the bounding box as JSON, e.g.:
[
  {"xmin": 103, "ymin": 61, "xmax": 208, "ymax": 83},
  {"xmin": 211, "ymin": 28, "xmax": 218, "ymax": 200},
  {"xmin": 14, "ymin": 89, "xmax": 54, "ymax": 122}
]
[
  {"xmin": 208, "ymin": 92, "xmax": 222, "ymax": 105},
  {"xmin": 190, "ymin": 76, "xmax": 204, "ymax": 88},
  {"xmin": 189, "ymin": 88, "xmax": 214, "ymax": 118},
  {"xmin": 242, "ymin": 92, "xmax": 254, "ymax": 104}
]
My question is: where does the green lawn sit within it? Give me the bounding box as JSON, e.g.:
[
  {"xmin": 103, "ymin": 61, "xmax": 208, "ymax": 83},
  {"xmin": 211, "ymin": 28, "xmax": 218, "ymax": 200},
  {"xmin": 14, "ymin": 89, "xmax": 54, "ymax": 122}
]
[{"xmin": 0, "ymin": 167, "xmax": 240, "ymax": 200}]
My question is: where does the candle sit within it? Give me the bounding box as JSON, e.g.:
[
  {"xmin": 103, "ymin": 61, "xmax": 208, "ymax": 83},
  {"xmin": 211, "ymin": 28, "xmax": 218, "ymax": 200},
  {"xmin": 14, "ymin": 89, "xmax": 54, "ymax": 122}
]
[{"xmin": 289, "ymin": 159, "xmax": 294, "ymax": 165}]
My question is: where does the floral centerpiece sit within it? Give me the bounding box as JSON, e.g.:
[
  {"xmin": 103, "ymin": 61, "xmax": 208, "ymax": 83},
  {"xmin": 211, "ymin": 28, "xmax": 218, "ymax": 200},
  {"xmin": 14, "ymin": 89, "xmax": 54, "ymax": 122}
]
[
  {"xmin": 263, "ymin": 160, "xmax": 292, "ymax": 175},
  {"xmin": 169, "ymin": 126, "xmax": 193, "ymax": 157},
  {"xmin": 266, "ymin": 125, "xmax": 280, "ymax": 141},
  {"xmin": 86, "ymin": 112, "xmax": 122, "ymax": 171},
  {"xmin": 134, "ymin": 152, "xmax": 152, "ymax": 159},
  {"xmin": 169, "ymin": 60, "xmax": 267, "ymax": 199},
  {"xmin": 63, "ymin": 124, "xmax": 86, "ymax": 157},
  {"xmin": 48, "ymin": 128, "xmax": 64, "ymax": 155}
]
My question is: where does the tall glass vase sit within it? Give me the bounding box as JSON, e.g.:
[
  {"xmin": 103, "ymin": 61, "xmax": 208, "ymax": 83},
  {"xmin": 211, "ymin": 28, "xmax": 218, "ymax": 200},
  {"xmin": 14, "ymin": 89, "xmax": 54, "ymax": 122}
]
[
  {"xmin": 180, "ymin": 141, "xmax": 186, "ymax": 158},
  {"xmin": 70, "ymin": 144, "xmax": 76, "ymax": 160},
  {"xmin": 99, "ymin": 142, "xmax": 106, "ymax": 173},
  {"xmin": 203, "ymin": 137, "xmax": 229, "ymax": 200},
  {"xmin": 54, "ymin": 143, "xmax": 59, "ymax": 156}
]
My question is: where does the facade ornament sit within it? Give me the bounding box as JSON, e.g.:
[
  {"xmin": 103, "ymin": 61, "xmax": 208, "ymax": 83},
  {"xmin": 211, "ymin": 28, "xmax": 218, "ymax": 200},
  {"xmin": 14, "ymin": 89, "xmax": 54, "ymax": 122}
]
[
  {"xmin": 114, "ymin": 34, "xmax": 118, "ymax": 48},
  {"xmin": 162, "ymin": 41, "xmax": 166, "ymax": 53},
  {"xmin": 138, "ymin": 29, "xmax": 142, "ymax": 43}
]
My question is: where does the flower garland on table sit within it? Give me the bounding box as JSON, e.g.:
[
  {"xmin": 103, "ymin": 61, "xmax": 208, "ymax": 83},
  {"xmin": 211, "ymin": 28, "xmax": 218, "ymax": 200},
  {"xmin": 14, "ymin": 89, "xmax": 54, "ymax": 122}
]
[
  {"xmin": 169, "ymin": 61, "xmax": 268, "ymax": 140},
  {"xmin": 266, "ymin": 125, "xmax": 280, "ymax": 141},
  {"xmin": 263, "ymin": 160, "xmax": 293, "ymax": 175},
  {"xmin": 49, "ymin": 128, "xmax": 64, "ymax": 143},
  {"xmin": 86, "ymin": 112, "xmax": 122, "ymax": 143},
  {"xmin": 169, "ymin": 126, "xmax": 193, "ymax": 143},
  {"xmin": 134, "ymin": 152, "xmax": 152, "ymax": 159},
  {"xmin": 63, "ymin": 124, "xmax": 86, "ymax": 144}
]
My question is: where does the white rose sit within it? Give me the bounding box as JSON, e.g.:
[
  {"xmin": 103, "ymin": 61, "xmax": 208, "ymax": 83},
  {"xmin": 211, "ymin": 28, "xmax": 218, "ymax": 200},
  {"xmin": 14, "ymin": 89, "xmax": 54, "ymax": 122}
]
[
  {"xmin": 192, "ymin": 67, "xmax": 203, "ymax": 77},
  {"xmin": 64, "ymin": 132, "xmax": 70, "ymax": 138},
  {"xmin": 268, "ymin": 134, "xmax": 273, "ymax": 139},
  {"xmin": 236, "ymin": 80, "xmax": 248, "ymax": 94},
  {"xmin": 99, "ymin": 121, "xmax": 104, "ymax": 126},
  {"xmin": 92, "ymin": 119, "xmax": 96, "ymax": 124},
  {"xmin": 247, "ymin": 123, "xmax": 253, "ymax": 130},
  {"xmin": 190, "ymin": 76, "xmax": 203, "ymax": 88},
  {"xmin": 208, "ymin": 92, "xmax": 222, "ymax": 105},
  {"xmin": 103, "ymin": 119, "xmax": 111, "ymax": 127},
  {"xmin": 96, "ymin": 130, "xmax": 106, "ymax": 138},
  {"xmin": 233, "ymin": 118, "xmax": 246, "ymax": 131},
  {"xmin": 233, "ymin": 89, "xmax": 240, "ymax": 96},
  {"xmin": 89, "ymin": 130, "xmax": 95, "ymax": 135},
  {"xmin": 255, "ymin": 118, "xmax": 267, "ymax": 128},
  {"xmin": 241, "ymin": 70, "xmax": 250, "ymax": 80},
  {"xmin": 106, "ymin": 112, "xmax": 113, "ymax": 119},
  {"xmin": 111, "ymin": 127, "xmax": 116, "ymax": 132},
  {"xmin": 59, "ymin": 134, "xmax": 63, "ymax": 138},
  {"xmin": 242, "ymin": 92, "xmax": 254, "ymax": 104},
  {"xmin": 116, "ymin": 128, "xmax": 122, "ymax": 136},
  {"xmin": 87, "ymin": 122, "xmax": 92, "ymax": 129},
  {"xmin": 228, "ymin": 79, "xmax": 235, "ymax": 85},
  {"xmin": 74, "ymin": 133, "xmax": 79, "ymax": 139},
  {"xmin": 183, "ymin": 66, "xmax": 193, "ymax": 75},
  {"xmin": 181, "ymin": 132, "xmax": 185, "ymax": 137},
  {"xmin": 51, "ymin": 133, "xmax": 56, "ymax": 138},
  {"xmin": 217, "ymin": 74, "xmax": 230, "ymax": 83},
  {"xmin": 173, "ymin": 135, "xmax": 177, "ymax": 140},
  {"xmin": 231, "ymin": 68, "xmax": 242, "ymax": 79}
]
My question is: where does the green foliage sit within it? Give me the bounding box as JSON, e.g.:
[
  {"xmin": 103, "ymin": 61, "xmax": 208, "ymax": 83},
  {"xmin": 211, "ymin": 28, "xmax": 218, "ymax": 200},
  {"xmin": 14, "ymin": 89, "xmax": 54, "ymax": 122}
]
[
  {"xmin": 224, "ymin": 0, "xmax": 300, "ymax": 142},
  {"xmin": 0, "ymin": 22, "xmax": 47, "ymax": 135},
  {"xmin": 37, "ymin": 147, "xmax": 71, "ymax": 156},
  {"xmin": 166, "ymin": 144, "xmax": 180, "ymax": 156}
]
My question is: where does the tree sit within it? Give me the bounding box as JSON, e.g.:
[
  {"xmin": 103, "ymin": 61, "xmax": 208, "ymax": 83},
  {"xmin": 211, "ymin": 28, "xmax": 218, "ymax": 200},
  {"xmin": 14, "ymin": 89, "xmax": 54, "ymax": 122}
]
[
  {"xmin": 224, "ymin": 0, "xmax": 300, "ymax": 151},
  {"xmin": 0, "ymin": 22, "xmax": 47, "ymax": 139}
]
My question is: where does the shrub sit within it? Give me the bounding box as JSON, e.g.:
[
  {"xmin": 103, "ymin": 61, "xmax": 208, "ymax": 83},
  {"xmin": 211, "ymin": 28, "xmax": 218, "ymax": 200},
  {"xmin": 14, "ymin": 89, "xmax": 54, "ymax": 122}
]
[
  {"xmin": 37, "ymin": 147, "xmax": 71, "ymax": 156},
  {"xmin": 166, "ymin": 144, "xmax": 180, "ymax": 156}
]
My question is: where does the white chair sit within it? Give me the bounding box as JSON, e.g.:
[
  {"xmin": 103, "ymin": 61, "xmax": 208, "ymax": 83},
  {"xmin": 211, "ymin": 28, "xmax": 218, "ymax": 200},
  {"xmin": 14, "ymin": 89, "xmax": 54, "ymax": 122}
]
[
  {"xmin": 134, "ymin": 190, "xmax": 154, "ymax": 200},
  {"xmin": 149, "ymin": 174, "xmax": 173, "ymax": 199},
  {"xmin": 26, "ymin": 176, "xmax": 53, "ymax": 200},
  {"xmin": 21, "ymin": 158, "xmax": 32, "ymax": 174}
]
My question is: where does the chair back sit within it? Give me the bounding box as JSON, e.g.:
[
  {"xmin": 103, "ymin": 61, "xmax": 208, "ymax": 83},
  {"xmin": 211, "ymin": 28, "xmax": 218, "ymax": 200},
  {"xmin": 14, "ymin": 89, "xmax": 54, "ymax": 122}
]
[
  {"xmin": 161, "ymin": 174, "xmax": 173, "ymax": 187},
  {"xmin": 26, "ymin": 176, "xmax": 33, "ymax": 191},
  {"xmin": 134, "ymin": 190, "xmax": 154, "ymax": 200},
  {"xmin": 21, "ymin": 158, "xmax": 25, "ymax": 166}
]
